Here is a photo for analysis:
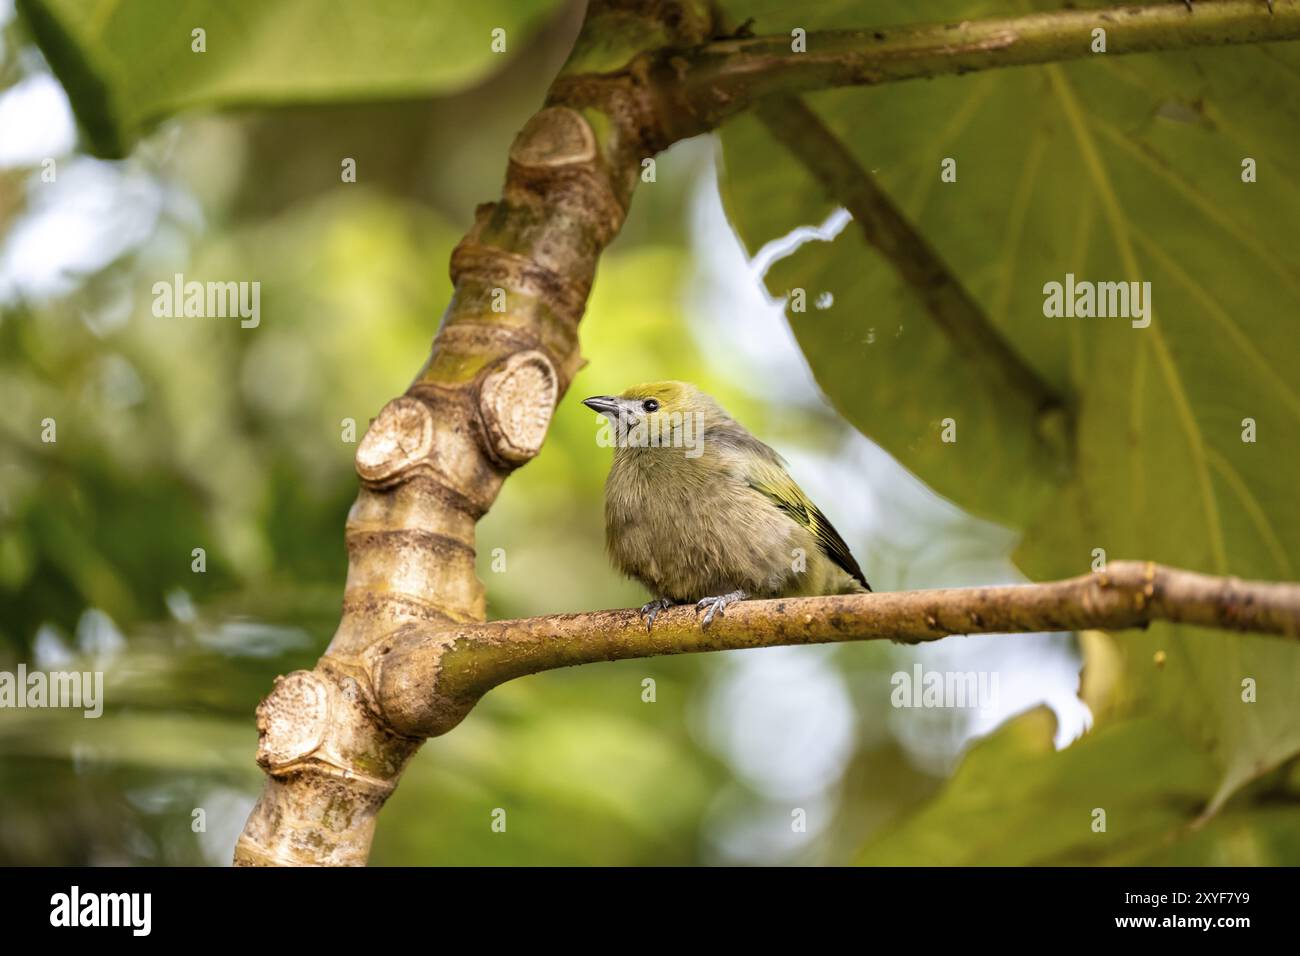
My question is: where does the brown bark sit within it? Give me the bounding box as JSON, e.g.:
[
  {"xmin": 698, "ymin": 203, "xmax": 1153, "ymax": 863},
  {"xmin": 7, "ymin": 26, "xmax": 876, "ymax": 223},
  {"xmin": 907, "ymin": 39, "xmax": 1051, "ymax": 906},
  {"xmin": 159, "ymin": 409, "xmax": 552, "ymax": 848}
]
[
  {"xmin": 659, "ymin": 0, "xmax": 1300, "ymax": 138},
  {"xmin": 375, "ymin": 562, "xmax": 1300, "ymax": 740}
]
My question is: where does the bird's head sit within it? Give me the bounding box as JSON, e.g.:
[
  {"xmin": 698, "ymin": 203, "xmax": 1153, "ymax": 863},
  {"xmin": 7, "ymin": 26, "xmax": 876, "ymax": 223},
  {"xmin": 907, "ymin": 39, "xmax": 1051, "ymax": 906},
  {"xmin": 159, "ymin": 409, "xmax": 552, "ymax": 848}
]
[{"xmin": 582, "ymin": 381, "xmax": 723, "ymax": 454}]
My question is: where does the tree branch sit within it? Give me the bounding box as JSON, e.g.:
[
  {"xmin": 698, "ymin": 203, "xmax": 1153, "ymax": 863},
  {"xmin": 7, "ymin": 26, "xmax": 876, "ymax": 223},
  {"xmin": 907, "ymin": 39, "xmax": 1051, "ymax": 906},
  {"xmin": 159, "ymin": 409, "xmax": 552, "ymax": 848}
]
[
  {"xmin": 658, "ymin": 0, "xmax": 1300, "ymax": 137},
  {"xmin": 754, "ymin": 95, "xmax": 1064, "ymax": 419},
  {"xmin": 372, "ymin": 562, "xmax": 1300, "ymax": 739},
  {"xmin": 233, "ymin": 0, "xmax": 717, "ymax": 867}
]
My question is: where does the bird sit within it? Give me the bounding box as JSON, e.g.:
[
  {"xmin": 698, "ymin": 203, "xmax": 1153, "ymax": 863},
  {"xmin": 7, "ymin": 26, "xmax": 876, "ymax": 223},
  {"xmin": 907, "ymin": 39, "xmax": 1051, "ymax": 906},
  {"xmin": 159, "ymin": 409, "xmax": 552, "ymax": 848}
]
[{"xmin": 582, "ymin": 381, "xmax": 870, "ymax": 630}]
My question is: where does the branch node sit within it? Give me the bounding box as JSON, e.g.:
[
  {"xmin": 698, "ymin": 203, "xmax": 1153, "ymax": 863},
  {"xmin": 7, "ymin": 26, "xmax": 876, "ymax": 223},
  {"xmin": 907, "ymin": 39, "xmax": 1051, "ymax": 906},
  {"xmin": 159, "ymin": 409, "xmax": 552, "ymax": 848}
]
[
  {"xmin": 509, "ymin": 106, "xmax": 598, "ymax": 170},
  {"xmin": 355, "ymin": 396, "xmax": 436, "ymax": 486},
  {"xmin": 373, "ymin": 626, "xmax": 480, "ymax": 738},
  {"xmin": 478, "ymin": 350, "xmax": 559, "ymax": 466},
  {"xmin": 256, "ymin": 671, "xmax": 330, "ymax": 771}
]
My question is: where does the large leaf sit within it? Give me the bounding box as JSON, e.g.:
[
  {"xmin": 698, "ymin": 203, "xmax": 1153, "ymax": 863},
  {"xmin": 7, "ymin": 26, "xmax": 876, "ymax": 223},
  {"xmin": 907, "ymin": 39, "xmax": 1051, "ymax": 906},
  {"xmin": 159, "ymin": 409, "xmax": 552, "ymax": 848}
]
[
  {"xmin": 858, "ymin": 707, "xmax": 1300, "ymax": 865},
  {"xmin": 717, "ymin": 0, "xmax": 1300, "ymax": 825},
  {"xmin": 17, "ymin": 0, "xmax": 562, "ymax": 157}
]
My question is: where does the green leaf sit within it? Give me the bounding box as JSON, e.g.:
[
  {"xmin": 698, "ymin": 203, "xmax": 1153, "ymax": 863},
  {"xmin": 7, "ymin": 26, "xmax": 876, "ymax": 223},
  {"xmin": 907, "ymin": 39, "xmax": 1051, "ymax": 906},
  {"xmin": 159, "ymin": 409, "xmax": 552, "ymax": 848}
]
[
  {"xmin": 17, "ymin": 0, "xmax": 563, "ymax": 157},
  {"xmin": 717, "ymin": 0, "xmax": 1300, "ymax": 823},
  {"xmin": 855, "ymin": 707, "xmax": 1300, "ymax": 865}
]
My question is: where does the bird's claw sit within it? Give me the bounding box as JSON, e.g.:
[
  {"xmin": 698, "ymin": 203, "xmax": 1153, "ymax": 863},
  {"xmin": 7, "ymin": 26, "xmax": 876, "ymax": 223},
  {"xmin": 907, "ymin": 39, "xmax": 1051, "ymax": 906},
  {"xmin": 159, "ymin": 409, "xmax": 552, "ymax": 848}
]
[
  {"xmin": 639, "ymin": 597, "xmax": 674, "ymax": 632},
  {"xmin": 694, "ymin": 590, "xmax": 747, "ymax": 629},
  {"xmin": 712, "ymin": 16, "xmax": 756, "ymax": 40}
]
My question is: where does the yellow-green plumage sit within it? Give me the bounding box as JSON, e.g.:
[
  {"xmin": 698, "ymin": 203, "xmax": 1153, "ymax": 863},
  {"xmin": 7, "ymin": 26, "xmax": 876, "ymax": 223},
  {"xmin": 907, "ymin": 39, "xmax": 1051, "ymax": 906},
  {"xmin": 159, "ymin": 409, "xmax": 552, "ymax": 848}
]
[{"xmin": 583, "ymin": 382, "xmax": 869, "ymax": 625}]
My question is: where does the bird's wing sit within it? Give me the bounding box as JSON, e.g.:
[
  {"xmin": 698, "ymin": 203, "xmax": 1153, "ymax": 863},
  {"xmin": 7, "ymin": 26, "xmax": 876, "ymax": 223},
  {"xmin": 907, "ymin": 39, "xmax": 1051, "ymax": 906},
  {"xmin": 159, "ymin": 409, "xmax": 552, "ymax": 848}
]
[{"xmin": 742, "ymin": 451, "xmax": 871, "ymax": 592}]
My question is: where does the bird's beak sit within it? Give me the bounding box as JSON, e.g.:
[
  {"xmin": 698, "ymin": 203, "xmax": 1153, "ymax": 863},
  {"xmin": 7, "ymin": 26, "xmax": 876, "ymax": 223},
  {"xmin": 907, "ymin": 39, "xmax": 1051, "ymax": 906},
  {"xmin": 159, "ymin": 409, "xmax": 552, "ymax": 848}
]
[{"xmin": 582, "ymin": 395, "xmax": 620, "ymax": 416}]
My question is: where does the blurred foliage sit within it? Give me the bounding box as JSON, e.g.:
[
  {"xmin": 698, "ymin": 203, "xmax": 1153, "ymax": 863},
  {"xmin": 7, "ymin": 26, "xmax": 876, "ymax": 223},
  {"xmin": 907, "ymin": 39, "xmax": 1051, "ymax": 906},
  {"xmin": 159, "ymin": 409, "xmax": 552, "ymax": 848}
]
[
  {"xmin": 859, "ymin": 707, "xmax": 1300, "ymax": 865},
  {"xmin": 719, "ymin": 0, "xmax": 1300, "ymax": 860},
  {"xmin": 17, "ymin": 0, "xmax": 566, "ymax": 157},
  {"xmin": 2, "ymin": 0, "xmax": 1296, "ymax": 866}
]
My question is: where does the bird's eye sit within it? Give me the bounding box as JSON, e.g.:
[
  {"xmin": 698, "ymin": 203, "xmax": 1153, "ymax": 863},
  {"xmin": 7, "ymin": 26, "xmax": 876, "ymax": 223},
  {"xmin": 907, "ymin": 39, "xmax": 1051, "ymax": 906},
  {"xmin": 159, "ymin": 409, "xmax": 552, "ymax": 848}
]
[{"xmin": 642, "ymin": 399, "xmax": 660, "ymax": 412}]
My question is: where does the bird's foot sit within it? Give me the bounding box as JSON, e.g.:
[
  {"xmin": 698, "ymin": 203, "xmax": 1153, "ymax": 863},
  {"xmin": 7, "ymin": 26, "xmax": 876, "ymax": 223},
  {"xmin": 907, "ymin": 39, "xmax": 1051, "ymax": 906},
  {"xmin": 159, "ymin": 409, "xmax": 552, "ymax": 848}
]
[
  {"xmin": 639, "ymin": 597, "xmax": 675, "ymax": 632},
  {"xmin": 712, "ymin": 16, "xmax": 756, "ymax": 41},
  {"xmin": 694, "ymin": 590, "xmax": 748, "ymax": 629}
]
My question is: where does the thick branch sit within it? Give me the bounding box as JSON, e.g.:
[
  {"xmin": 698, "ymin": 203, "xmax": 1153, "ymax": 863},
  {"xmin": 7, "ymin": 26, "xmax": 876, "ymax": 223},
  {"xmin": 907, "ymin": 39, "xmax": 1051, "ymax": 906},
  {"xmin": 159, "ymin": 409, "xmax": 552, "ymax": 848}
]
[
  {"xmin": 236, "ymin": 0, "xmax": 1300, "ymax": 866},
  {"xmin": 234, "ymin": 0, "xmax": 716, "ymax": 867},
  {"xmin": 755, "ymin": 95, "xmax": 1064, "ymax": 419},
  {"xmin": 374, "ymin": 562, "xmax": 1300, "ymax": 738},
  {"xmin": 659, "ymin": 0, "xmax": 1300, "ymax": 137}
]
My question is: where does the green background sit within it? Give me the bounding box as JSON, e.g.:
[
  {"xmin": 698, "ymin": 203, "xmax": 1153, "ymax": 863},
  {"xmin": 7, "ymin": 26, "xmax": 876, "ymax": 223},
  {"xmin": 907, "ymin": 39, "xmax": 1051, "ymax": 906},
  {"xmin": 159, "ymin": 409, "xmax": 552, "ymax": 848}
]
[{"xmin": 1, "ymin": 0, "xmax": 1296, "ymax": 865}]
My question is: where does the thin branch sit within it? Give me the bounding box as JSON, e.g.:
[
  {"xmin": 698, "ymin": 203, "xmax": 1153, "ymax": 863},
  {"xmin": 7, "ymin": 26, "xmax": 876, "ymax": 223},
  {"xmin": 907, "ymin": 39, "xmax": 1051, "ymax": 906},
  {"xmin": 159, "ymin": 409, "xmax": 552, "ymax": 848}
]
[
  {"xmin": 754, "ymin": 95, "xmax": 1064, "ymax": 419},
  {"xmin": 659, "ymin": 0, "xmax": 1300, "ymax": 136},
  {"xmin": 374, "ymin": 562, "xmax": 1300, "ymax": 738}
]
